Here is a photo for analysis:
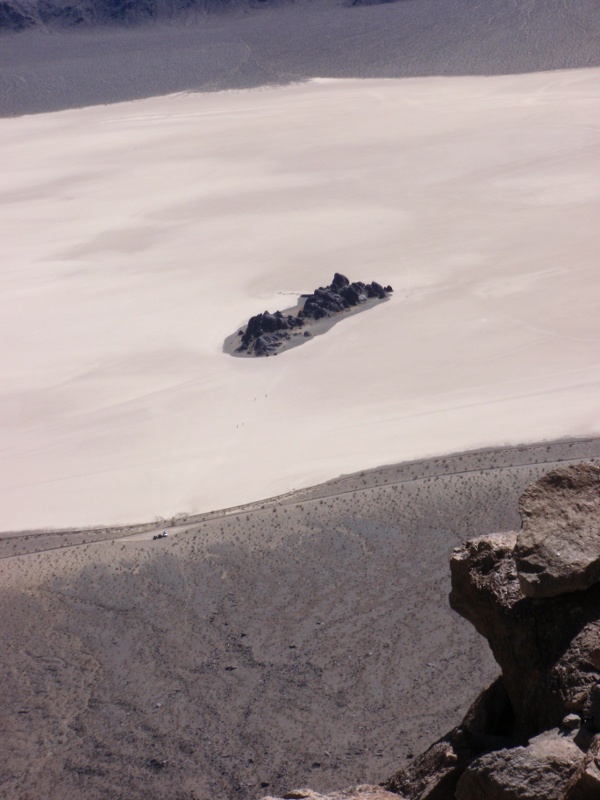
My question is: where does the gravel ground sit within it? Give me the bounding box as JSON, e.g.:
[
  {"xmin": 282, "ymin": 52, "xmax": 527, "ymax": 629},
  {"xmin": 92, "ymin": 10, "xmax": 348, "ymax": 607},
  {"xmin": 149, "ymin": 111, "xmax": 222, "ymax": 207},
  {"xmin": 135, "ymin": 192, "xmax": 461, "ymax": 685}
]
[{"xmin": 2, "ymin": 438, "xmax": 600, "ymax": 800}]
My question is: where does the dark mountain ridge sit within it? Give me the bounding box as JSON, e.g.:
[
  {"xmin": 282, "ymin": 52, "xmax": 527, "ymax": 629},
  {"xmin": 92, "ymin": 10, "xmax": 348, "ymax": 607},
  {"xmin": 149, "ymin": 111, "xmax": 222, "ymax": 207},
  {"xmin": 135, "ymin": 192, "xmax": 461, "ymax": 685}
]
[{"xmin": 1, "ymin": 0, "xmax": 599, "ymax": 117}]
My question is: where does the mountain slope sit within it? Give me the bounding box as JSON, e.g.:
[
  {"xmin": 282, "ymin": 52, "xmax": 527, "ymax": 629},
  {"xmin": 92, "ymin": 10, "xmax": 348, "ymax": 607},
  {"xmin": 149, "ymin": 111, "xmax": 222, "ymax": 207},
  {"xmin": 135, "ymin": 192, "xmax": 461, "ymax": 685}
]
[{"xmin": 1, "ymin": 0, "xmax": 599, "ymax": 116}]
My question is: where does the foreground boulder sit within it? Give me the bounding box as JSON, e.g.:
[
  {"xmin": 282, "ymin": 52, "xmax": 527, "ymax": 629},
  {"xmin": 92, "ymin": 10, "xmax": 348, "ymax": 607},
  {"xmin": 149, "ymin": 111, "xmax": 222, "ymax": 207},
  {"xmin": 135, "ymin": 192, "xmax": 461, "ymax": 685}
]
[
  {"xmin": 455, "ymin": 729, "xmax": 584, "ymax": 800},
  {"xmin": 448, "ymin": 530, "xmax": 600, "ymax": 738},
  {"xmin": 514, "ymin": 463, "xmax": 600, "ymax": 598}
]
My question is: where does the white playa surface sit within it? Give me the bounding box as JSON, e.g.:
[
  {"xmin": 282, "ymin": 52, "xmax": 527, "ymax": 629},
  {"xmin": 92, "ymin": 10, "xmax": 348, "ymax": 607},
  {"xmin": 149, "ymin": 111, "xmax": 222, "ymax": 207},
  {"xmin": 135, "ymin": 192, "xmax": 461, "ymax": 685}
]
[{"xmin": 1, "ymin": 69, "xmax": 600, "ymax": 532}]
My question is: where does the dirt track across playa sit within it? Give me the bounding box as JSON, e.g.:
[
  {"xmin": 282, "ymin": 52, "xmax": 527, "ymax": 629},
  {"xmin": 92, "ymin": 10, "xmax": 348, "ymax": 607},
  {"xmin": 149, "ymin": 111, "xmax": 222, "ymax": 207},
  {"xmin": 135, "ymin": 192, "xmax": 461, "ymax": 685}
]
[{"xmin": 2, "ymin": 437, "xmax": 600, "ymax": 800}]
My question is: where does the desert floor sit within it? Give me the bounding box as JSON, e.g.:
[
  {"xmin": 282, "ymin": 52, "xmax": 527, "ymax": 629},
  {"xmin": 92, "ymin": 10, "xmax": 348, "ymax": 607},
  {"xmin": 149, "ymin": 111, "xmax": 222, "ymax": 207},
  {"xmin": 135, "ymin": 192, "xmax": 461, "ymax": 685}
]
[
  {"xmin": 2, "ymin": 70, "xmax": 600, "ymax": 533},
  {"xmin": 2, "ymin": 438, "xmax": 600, "ymax": 800}
]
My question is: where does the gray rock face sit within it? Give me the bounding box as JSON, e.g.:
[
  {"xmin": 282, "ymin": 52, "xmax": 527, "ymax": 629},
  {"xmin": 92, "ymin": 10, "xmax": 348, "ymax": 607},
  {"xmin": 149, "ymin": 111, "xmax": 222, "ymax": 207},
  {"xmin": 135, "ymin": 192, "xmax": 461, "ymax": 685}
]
[
  {"xmin": 449, "ymin": 528, "xmax": 600, "ymax": 740},
  {"xmin": 456, "ymin": 730, "xmax": 583, "ymax": 800},
  {"xmin": 566, "ymin": 741, "xmax": 600, "ymax": 799},
  {"xmin": 514, "ymin": 463, "xmax": 600, "ymax": 598}
]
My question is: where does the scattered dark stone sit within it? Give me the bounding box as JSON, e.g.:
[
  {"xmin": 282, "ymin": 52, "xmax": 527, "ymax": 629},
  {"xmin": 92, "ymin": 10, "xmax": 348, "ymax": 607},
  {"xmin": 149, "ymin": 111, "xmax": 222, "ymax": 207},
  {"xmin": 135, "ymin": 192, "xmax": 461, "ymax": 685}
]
[{"xmin": 146, "ymin": 758, "xmax": 167, "ymax": 771}]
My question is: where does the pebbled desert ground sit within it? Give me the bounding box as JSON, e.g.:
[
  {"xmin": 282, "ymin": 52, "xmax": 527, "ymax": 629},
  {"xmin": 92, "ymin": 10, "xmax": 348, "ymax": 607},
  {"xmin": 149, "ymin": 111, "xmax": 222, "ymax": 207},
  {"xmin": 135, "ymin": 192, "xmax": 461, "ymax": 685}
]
[{"xmin": 2, "ymin": 438, "xmax": 600, "ymax": 800}]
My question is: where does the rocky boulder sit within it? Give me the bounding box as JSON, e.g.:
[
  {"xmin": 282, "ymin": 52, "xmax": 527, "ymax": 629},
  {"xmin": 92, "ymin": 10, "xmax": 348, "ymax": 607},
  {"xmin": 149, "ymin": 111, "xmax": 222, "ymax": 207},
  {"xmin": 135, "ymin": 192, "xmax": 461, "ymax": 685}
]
[
  {"xmin": 449, "ymin": 529, "xmax": 600, "ymax": 740},
  {"xmin": 455, "ymin": 729, "xmax": 584, "ymax": 800},
  {"xmin": 514, "ymin": 463, "xmax": 600, "ymax": 598}
]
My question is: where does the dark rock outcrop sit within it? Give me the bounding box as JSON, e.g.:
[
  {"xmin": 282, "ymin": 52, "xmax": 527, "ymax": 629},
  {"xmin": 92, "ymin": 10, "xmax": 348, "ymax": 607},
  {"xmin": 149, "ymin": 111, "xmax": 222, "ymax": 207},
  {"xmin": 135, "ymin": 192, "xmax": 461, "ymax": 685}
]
[
  {"xmin": 235, "ymin": 274, "xmax": 392, "ymax": 357},
  {"xmin": 240, "ymin": 310, "xmax": 305, "ymax": 356},
  {"xmin": 299, "ymin": 279, "xmax": 386, "ymax": 321},
  {"xmin": 298, "ymin": 275, "xmax": 390, "ymax": 322}
]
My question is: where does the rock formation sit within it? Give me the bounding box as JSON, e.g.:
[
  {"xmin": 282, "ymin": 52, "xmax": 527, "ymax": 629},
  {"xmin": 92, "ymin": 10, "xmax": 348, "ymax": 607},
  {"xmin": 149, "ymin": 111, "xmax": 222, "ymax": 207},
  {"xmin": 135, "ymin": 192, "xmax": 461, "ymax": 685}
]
[
  {"xmin": 235, "ymin": 273, "xmax": 392, "ymax": 357},
  {"xmin": 239, "ymin": 310, "xmax": 305, "ymax": 357},
  {"xmin": 262, "ymin": 463, "xmax": 600, "ymax": 800},
  {"xmin": 300, "ymin": 273, "xmax": 391, "ymax": 321}
]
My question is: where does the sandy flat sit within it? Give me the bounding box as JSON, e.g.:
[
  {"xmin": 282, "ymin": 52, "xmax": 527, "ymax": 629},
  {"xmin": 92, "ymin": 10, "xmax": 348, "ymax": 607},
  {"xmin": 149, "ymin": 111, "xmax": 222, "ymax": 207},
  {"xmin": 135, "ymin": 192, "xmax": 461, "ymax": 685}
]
[{"xmin": 1, "ymin": 70, "xmax": 600, "ymax": 531}]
